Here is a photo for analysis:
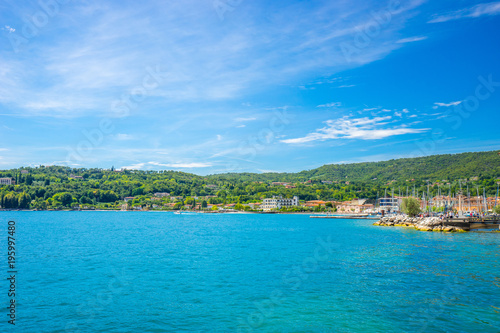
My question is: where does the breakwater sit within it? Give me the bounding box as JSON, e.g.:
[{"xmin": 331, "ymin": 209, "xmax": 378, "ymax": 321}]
[{"xmin": 374, "ymin": 215, "xmax": 468, "ymax": 232}]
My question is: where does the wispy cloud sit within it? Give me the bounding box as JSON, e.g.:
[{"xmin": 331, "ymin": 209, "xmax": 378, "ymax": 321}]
[
  {"xmin": 433, "ymin": 101, "xmax": 462, "ymax": 109},
  {"xmin": 114, "ymin": 134, "xmax": 135, "ymax": 141},
  {"xmin": 122, "ymin": 161, "xmax": 212, "ymax": 170},
  {"xmin": 149, "ymin": 162, "xmax": 213, "ymax": 168},
  {"xmin": 235, "ymin": 117, "xmax": 256, "ymax": 122},
  {"xmin": 0, "ymin": 1, "xmax": 427, "ymax": 118},
  {"xmin": 396, "ymin": 36, "xmax": 427, "ymax": 43},
  {"xmin": 317, "ymin": 102, "xmax": 342, "ymax": 108},
  {"xmin": 2, "ymin": 25, "xmax": 15, "ymax": 33},
  {"xmin": 281, "ymin": 116, "xmax": 428, "ymax": 144},
  {"xmin": 429, "ymin": 2, "xmax": 500, "ymax": 23}
]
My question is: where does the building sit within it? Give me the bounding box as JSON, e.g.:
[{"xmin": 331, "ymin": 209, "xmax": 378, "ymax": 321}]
[
  {"xmin": 304, "ymin": 200, "xmax": 328, "ymax": 208},
  {"xmin": 247, "ymin": 203, "xmax": 261, "ymax": 209},
  {"xmin": 0, "ymin": 178, "xmax": 14, "ymax": 185},
  {"xmin": 261, "ymin": 196, "xmax": 299, "ymax": 211},
  {"xmin": 336, "ymin": 199, "xmax": 374, "ymax": 213},
  {"xmin": 154, "ymin": 192, "xmax": 170, "ymax": 197},
  {"xmin": 124, "ymin": 197, "xmax": 135, "ymax": 202},
  {"xmin": 20, "ymin": 170, "xmax": 29, "ymax": 174},
  {"xmin": 377, "ymin": 197, "xmax": 401, "ymax": 213}
]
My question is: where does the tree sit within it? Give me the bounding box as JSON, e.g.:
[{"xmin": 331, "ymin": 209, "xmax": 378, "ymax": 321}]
[
  {"xmin": 32, "ymin": 198, "xmax": 47, "ymax": 210},
  {"xmin": 53, "ymin": 192, "xmax": 73, "ymax": 207},
  {"xmin": 401, "ymin": 197, "xmax": 421, "ymax": 217},
  {"xmin": 201, "ymin": 200, "xmax": 207, "ymax": 209},
  {"xmin": 3, "ymin": 193, "xmax": 18, "ymax": 209},
  {"xmin": 18, "ymin": 192, "xmax": 31, "ymax": 209},
  {"xmin": 494, "ymin": 205, "xmax": 500, "ymax": 214}
]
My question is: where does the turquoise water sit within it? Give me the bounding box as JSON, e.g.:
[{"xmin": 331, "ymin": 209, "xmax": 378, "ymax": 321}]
[{"xmin": 1, "ymin": 211, "xmax": 499, "ymax": 332}]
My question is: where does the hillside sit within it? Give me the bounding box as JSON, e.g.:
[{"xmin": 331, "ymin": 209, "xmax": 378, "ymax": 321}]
[{"xmin": 207, "ymin": 151, "xmax": 500, "ymax": 183}]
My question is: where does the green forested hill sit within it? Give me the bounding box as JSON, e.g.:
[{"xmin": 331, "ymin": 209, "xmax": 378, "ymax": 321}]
[
  {"xmin": 299, "ymin": 151, "xmax": 500, "ymax": 182},
  {"xmin": 208, "ymin": 151, "xmax": 500, "ymax": 183}
]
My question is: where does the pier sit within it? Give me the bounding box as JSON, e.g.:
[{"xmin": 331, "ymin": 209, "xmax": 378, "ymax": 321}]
[{"xmin": 440, "ymin": 216, "xmax": 500, "ymax": 231}]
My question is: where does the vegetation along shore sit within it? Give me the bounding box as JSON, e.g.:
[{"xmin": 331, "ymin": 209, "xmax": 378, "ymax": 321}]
[{"xmin": 0, "ymin": 151, "xmax": 499, "ymax": 213}]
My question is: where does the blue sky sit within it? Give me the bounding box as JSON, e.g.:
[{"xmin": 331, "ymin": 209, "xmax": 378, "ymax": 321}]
[{"xmin": 1, "ymin": 0, "xmax": 499, "ymax": 174}]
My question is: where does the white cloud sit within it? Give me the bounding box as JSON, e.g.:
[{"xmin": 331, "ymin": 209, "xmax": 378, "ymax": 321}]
[
  {"xmin": 433, "ymin": 101, "xmax": 462, "ymax": 109},
  {"xmin": 235, "ymin": 117, "xmax": 256, "ymax": 122},
  {"xmin": 396, "ymin": 36, "xmax": 428, "ymax": 43},
  {"xmin": 114, "ymin": 134, "xmax": 135, "ymax": 141},
  {"xmin": 236, "ymin": 125, "xmax": 246, "ymax": 128},
  {"xmin": 149, "ymin": 162, "xmax": 212, "ymax": 168},
  {"xmin": 121, "ymin": 163, "xmax": 146, "ymax": 170},
  {"xmin": 281, "ymin": 116, "xmax": 428, "ymax": 144},
  {"xmin": 122, "ymin": 161, "xmax": 212, "ymax": 170},
  {"xmin": 429, "ymin": 2, "xmax": 500, "ymax": 23},
  {"xmin": 394, "ymin": 112, "xmax": 402, "ymax": 117},
  {"xmin": 2, "ymin": 25, "xmax": 15, "ymax": 33},
  {"xmin": 1, "ymin": 1, "xmax": 428, "ymax": 118},
  {"xmin": 317, "ymin": 102, "xmax": 342, "ymax": 108}
]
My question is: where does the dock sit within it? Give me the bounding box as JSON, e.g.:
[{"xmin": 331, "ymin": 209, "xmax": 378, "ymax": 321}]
[{"xmin": 441, "ymin": 217, "xmax": 500, "ymax": 231}]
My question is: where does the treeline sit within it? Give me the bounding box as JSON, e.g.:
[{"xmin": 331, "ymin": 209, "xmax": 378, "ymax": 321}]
[{"xmin": 0, "ymin": 151, "xmax": 498, "ymax": 210}]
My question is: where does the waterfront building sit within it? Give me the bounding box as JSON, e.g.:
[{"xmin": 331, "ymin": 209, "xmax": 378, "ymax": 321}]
[
  {"xmin": 336, "ymin": 199, "xmax": 374, "ymax": 213},
  {"xmin": 262, "ymin": 196, "xmax": 299, "ymax": 211},
  {"xmin": 377, "ymin": 197, "xmax": 401, "ymax": 213}
]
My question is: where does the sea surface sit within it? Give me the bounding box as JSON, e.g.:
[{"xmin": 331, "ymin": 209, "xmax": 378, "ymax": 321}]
[{"xmin": 1, "ymin": 211, "xmax": 499, "ymax": 332}]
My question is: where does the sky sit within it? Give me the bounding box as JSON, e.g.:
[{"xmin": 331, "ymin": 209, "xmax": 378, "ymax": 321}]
[{"xmin": 0, "ymin": 0, "xmax": 499, "ymax": 175}]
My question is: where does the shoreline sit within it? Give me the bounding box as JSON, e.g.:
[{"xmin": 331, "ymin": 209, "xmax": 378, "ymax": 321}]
[{"xmin": 0, "ymin": 209, "xmax": 373, "ymax": 216}]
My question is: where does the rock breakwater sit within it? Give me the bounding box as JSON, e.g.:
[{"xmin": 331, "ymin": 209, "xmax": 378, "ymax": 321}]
[{"xmin": 373, "ymin": 215, "xmax": 467, "ymax": 232}]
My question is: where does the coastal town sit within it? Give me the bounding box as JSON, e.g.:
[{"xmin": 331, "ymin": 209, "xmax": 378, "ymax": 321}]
[
  {"xmin": 0, "ymin": 151, "xmax": 498, "ymax": 215},
  {"xmin": 1, "ymin": 173, "xmax": 498, "ymax": 216}
]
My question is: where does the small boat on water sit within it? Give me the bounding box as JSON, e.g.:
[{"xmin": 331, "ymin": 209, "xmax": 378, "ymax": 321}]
[{"xmin": 174, "ymin": 211, "xmax": 182, "ymax": 214}]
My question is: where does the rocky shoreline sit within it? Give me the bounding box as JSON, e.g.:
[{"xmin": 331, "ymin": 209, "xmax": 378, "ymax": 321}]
[{"xmin": 374, "ymin": 215, "xmax": 467, "ymax": 232}]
